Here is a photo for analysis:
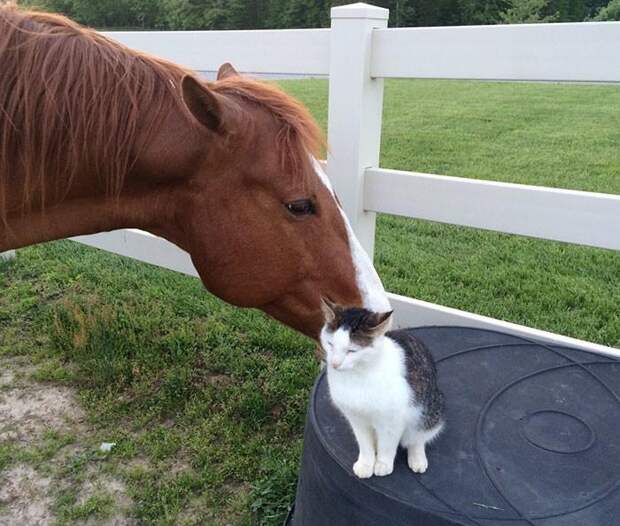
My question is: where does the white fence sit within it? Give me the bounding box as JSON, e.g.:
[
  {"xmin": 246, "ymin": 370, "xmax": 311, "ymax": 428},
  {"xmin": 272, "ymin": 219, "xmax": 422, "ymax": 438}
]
[{"xmin": 66, "ymin": 3, "xmax": 620, "ymax": 356}]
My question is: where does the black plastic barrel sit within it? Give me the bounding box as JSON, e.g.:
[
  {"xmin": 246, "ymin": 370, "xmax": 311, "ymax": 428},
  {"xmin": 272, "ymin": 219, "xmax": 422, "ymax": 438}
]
[{"xmin": 287, "ymin": 327, "xmax": 620, "ymax": 526}]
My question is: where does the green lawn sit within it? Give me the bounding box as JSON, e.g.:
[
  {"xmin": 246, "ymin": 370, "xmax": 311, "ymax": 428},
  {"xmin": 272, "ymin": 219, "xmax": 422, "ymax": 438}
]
[
  {"xmin": 1, "ymin": 79, "xmax": 619, "ymax": 525},
  {"xmin": 283, "ymin": 79, "xmax": 620, "ymax": 347}
]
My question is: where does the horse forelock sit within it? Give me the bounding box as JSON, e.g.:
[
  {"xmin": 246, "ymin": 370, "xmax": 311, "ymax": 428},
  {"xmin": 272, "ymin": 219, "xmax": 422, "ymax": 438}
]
[{"xmin": 0, "ymin": 3, "xmax": 189, "ymax": 222}]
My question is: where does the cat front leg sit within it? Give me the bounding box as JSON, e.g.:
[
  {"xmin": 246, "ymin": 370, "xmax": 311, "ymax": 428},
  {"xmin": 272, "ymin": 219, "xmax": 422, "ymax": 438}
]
[
  {"xmin": 347, "ymin": 415, "xmax": 376, "ymax": 479},
  {"xmin": 373, "ymin": 422, "xmax": 405, "ymax": 477},
  {"xmin": 407, "ymin": 441, "xmax": 428, "ymax": 473}
]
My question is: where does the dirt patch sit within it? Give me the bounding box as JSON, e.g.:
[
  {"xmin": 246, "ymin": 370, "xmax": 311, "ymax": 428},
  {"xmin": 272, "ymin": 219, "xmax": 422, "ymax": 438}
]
[
  {"xmin": 0, "ymin": 369, "xmax": 15, "ymax": 388},
  {"xmin": 0, "ymin": 464, "xmax": 53, "ymax": 526},
  {"xmin": 0, "ymin": 357, "xmax": 134, "ymax": 525},
  {"xmin": 0, "ymin": 381, "xmax": 84, "ymax": 443}
]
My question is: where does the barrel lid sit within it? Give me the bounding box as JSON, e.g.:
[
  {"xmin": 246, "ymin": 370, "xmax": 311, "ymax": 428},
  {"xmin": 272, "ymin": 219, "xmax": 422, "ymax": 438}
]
[{"xmin": 309, "ymin": 327, "xmax": 620, "ymax": 525}]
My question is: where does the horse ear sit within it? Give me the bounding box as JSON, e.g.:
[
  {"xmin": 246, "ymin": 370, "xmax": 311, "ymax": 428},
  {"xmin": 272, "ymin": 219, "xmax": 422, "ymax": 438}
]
[
  {"xmin": 181, "ymin": 75, "xmax": 223, "ymax": 132},
  {"xmin": 217, "ymin": 62, "xmax": 239, "ymax": 80}
]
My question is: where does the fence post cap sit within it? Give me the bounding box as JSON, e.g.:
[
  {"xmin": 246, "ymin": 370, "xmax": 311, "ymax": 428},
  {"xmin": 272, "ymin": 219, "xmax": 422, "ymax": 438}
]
[{"xmin": 330, "ymin": 2, "xmax": 389, "ymax": 21}]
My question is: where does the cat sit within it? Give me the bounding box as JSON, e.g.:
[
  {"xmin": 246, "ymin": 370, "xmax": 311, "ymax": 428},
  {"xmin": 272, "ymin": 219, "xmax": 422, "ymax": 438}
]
[{"xmin": 320, "ymin": 299, "xmax": 445, "ymax": 479}]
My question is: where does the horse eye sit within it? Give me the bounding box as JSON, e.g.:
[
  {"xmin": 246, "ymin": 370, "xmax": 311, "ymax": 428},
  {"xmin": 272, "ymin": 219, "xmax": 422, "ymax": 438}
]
[{"xmin": 286, "ymin": 199, "xmax": 315, "ymax": 217}]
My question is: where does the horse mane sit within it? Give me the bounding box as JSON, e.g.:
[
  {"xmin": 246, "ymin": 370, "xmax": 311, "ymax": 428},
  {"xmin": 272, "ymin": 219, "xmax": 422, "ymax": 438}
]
[
  {"xmin": 0, "ymin": 3, "xmax": 188, "ymax": 221},
  {"xmin": 0, "ymin": 3, "xmax": 323, "ymax": 223},
  {"xmin": 210, "ymin": 76, "xmax": 324, "ymax": 178}
]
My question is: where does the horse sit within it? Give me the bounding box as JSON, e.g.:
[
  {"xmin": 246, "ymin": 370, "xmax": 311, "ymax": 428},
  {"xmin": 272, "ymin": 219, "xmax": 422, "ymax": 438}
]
[{"xmin": 0, "ymin": 4, "xmax": 390, "ymax": 339}]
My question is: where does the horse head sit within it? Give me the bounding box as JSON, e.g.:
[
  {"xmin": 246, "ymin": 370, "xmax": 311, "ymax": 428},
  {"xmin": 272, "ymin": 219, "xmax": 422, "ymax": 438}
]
[
  {"xmin": 0, "ymin": 3, "xmax": 390, "ymax": 340},
  {"xmin": 159, "ymin": 65, "xmax": 390, "ymax": 338}
]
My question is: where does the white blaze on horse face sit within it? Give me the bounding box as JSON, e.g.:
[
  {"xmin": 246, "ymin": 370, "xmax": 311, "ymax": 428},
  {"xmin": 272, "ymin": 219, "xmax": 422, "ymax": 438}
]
[{"xmin": 311, "ymin": 159, "xmax": 391, "ymax": 312}]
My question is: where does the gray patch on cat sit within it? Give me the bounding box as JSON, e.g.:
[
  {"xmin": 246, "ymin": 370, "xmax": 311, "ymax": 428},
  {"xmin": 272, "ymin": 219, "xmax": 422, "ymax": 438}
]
[{"xmin": 387, "ymin": 330, "xmax": 445, "ymax": 430}]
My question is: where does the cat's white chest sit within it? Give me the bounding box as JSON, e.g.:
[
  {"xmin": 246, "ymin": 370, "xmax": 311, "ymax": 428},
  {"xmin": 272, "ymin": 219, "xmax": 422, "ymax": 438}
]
[{"xmin": 326, "ymin": 343, "xmax": 411, "ymax": 419}]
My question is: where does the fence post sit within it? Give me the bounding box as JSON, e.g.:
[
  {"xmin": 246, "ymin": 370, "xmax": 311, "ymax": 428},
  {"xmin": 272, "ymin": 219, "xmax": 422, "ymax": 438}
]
[
  {"xmin": 0, "ymin": 250, "xmax": 15, "ymax": 262},
  {"xmin": 327, "ymin": 2, "xmax": 388, "ymax": 259}
]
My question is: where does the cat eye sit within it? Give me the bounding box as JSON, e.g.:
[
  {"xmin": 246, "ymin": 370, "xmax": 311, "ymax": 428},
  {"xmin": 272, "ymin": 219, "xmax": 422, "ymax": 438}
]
[{"xmin": 285, "ymin": 199, "xmax": 316, "ymax": 217}]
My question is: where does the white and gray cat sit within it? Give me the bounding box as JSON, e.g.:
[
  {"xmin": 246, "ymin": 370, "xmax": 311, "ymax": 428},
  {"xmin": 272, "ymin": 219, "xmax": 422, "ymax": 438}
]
[{"xmin": 320, "ymin": 299, "xmax": 445, "ymax": 479}]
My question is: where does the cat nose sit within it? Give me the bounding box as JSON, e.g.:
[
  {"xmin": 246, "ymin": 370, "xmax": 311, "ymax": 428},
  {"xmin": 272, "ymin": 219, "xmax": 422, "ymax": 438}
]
[{"xmin": 331, "ymin": 359, "xmax": 343, "ymax": 369}]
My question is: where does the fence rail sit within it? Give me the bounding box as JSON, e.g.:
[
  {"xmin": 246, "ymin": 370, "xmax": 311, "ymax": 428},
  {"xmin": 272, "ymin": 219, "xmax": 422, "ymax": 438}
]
[
  {"xmin": 63, "ymin": 3, "xmax": 620, "ymax": 356},
  {"xmin": 72, "ymin": 230, "xmax": 197, "ymax": 277},
  {"xmin": 388, "ymin": 294, "xmax": 620, "ymax": 358},
  {"xmin": 104, "ymin": 29, "xmax": 330, "ymax": 75},
  {"xmin": 370, "ymin": 22, "xmax": 620, "ymax": 82},
  {"xmin": 364, "ymin": 168, "xmax": 620, "ymax": 251}
]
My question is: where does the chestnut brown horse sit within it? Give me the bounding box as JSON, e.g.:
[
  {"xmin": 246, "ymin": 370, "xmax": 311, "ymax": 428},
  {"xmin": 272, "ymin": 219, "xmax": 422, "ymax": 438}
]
[{"xmin": 0, "ymin": 4, "xmax": 390, "ymax": 338}]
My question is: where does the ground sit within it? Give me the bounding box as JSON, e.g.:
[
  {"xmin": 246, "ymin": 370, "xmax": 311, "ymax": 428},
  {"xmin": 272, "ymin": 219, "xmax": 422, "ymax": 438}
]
[
  {"xmin": 0, "ymin": 355, "xmax": 131, "ymax": 525},
  {"xmin": 1, "ymin": 79, "xmax": 619, "ymax": 525}
]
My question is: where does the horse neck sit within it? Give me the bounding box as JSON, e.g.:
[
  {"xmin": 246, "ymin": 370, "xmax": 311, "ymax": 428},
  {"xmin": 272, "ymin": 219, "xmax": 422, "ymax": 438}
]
[
  {"xmin": 0, "ymin": 104, "xmax": 199, "ymax": 253},
  {"xmin": 0, "ymin": 188, "xmax": 175, "ymax": 252},
  {"xmin": 0, "ymin": 7, "xmax": 203, "ymax": 253}
]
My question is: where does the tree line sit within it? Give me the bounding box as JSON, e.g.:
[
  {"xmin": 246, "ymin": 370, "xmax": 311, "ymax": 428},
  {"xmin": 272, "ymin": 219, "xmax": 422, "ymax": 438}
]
[{"xmin": 20, "ymin": 0, "xmax": 620, "ymax": 30}]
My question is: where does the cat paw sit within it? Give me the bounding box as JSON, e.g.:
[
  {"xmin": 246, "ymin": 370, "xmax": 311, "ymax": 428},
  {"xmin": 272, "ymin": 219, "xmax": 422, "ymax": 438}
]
[
  {"xmin": 353, "ymin": 460, "xmax": 374, "ymax": 479},
  {"xmin": 408, "ymin": 454, "xmax": 428, "ymax": 474},
  {"xmin": 373, "ymin": 460, "xmax": 394, "ymax": 477}
]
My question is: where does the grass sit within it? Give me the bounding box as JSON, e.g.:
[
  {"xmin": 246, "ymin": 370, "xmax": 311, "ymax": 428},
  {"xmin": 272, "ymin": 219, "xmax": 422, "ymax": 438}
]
[
  {"xmin": 284, "ymin": 79, "xmax": 620, "ymax": 193},
  {"xmin": 282, "ymin": 79, "xmax": 620, "ymax": 347},
  {"xmin": 55, "ymin": 492, "xmax": 115, "ymax": 524},
  {"xmin": 1, "ymin": 242, "xmax": 315, "ymax": 525},
  {"xmin": 1, "ymin": 79, "xmax": 619, "ymax": 524}
]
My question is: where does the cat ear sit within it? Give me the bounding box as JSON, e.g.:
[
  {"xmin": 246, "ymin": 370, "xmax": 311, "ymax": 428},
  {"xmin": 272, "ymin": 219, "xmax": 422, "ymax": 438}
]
[
  {"xmin": 320, "ymin": 297, "xmax": 337, "ymax": 324},
  {"xmin": 366, "ymin": 310, "xmax": 393, "ymax": 336}
]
